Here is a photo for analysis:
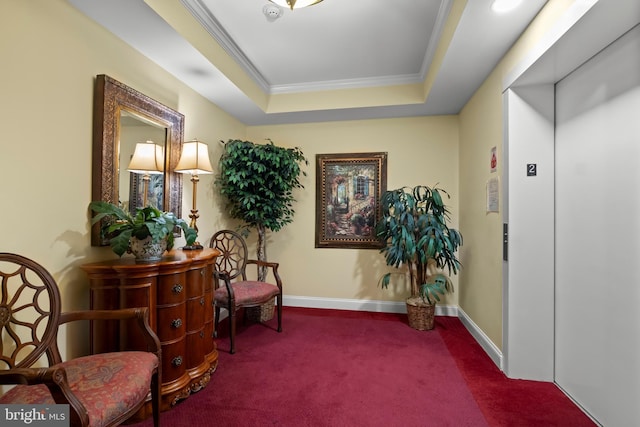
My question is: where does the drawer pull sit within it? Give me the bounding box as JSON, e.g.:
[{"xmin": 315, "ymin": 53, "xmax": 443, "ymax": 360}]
[
  {"xmin": 200, "ymin": 331, "xmax": 204, "ymax": 338},
  {"xmin": 172, "ymin": 356, "xmax": 183, "ymax": 367},
  {"xmin": 171, "ymin": 318, "xmax": 183, "ymax": 328},
  {"xmin": 200, "ymin": 270, "xmax": 205, "ymax": 277},
  {"xmin": 200, "ymin": 298, "xmax": 205, "ymax": 306},
  {"xmin": 172, "ymin": 284, "xmax": 183, "ymax": 294}
]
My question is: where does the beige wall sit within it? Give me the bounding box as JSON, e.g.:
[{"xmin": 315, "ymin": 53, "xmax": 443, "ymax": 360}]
[
  {"xmin": 1, "ymin": 0, "xmax": 580, "ymax": 359},
  {"xmin": 0, "ymin": 0, "xmax": 245, "ymax": 356},
  {"xmin": 245, "ymin": 117, "xmax": 459, "ymax": 305},
  {"xmin": 458, "ymin": 0, "xmax": 576, "ymax": 349}
]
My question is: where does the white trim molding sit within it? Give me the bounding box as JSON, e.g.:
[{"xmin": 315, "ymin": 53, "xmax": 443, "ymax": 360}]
[
  {"xmin": 283, "ymin": 295, "xmax": 458, "ymax": 317},
  {"xmin": 458, "ymin": 307, "xmax": 503, "ymax": 370}
]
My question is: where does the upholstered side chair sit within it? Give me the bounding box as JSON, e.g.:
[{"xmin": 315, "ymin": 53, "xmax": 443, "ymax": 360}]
[
  {"xmin": 0, "ymin": 253, "xmax": 161, "ymax": 427},
  {"xmin": 208, "ymin": 230, "xmax": 282, "ymax": 354}
]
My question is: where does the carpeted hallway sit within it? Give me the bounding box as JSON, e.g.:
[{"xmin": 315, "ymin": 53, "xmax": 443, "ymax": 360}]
[{"xmin": 129, "ymin": 307, "xmax": 594, "ymax": 426}]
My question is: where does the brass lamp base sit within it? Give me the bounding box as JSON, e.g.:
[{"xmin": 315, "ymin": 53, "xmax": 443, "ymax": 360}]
[{"xmin": 182, "ymin": 242, "xmax": 204, "ymax": 251}]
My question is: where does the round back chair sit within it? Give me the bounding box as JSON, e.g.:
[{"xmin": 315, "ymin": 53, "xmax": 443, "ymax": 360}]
[{"xmin": 209, "ymin": 230, "xmax": 283, "ymax": 354}]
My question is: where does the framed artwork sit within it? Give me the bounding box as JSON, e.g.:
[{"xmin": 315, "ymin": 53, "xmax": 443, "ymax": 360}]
[
  {"xmin": 315, "ymin": 152, "xmax": 387, "ymax": 249},
  {"xmin": 129, "ymin": 173, "xmax": 165, "ymax": 214}
]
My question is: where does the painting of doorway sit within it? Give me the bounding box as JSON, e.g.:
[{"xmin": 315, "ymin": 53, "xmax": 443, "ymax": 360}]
[{"xmin": 315, "ymin": 152, "xmax": 387, "ymax": 249}]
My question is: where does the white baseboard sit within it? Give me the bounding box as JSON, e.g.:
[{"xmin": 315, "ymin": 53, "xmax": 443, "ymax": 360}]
[
  {"xmin": 457, "ymin": 306, "xmax": 504, "ymax": 370},
  {"xmin": 283, "ymin": 295, "xmax": 459, "ymax": 317}
]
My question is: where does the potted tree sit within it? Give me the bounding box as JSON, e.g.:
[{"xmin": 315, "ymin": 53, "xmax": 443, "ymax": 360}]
[
  {"xmin": 89, "ymin": 201, "xmax": 198, "ymax": 261},
  {"xmin": 216, "ymin": 139, "xmax": 308, "ymax": 320},
  {"xmin": 375, "ymin": 185, "xmax": 463, "ymax": 330}
]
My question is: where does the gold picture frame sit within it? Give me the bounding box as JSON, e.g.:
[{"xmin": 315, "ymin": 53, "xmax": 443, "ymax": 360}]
[{"xmin": 315, "ymin": 152, "xmax": 387, "ymax": 249}]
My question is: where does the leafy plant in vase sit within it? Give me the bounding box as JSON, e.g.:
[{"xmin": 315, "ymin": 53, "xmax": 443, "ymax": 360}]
[
  {"xmin": 375, "ymin": 185, "xmax": 463, "ymax": 330},
  {"xmin": 216, "ymin": 138, "xmax": 308, "ymax": 280},
  {"xmin": 89, "ymin": 201, "xmax": 198, "ymax": 261},
  {"xmin": 215, "ymin": 138, "xmax": 307, "ymax": 321}
]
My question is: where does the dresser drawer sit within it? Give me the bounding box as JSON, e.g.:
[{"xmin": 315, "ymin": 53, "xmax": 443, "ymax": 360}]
[
  {"xmin": 185, "ymin": 327, "xmax": 207, "ymax": 370},
  {"xmin": 185, "ymin": 268, "xmax": 205, "ymax": 298},
  {"xmin": 203, "ymin": 321, "xmax": 215, "ymax": 356},
  {"xmin": 156, "ymin": 304, "xmax": 186, "ymax": 341},
  {"xmin": 157, "ymin": 272, "xmax": 187, "ymax": 305},
  {"xmin": 204, "ymin": 291, "xmax": 213, "ymax": 319},
  {"xmin": 186, "ymin": 297, "xmax": 205, "ymax": 331},
  {"xmin": 203, "ymin": 264, "xmax": 215, "ymax": 292},
  {"xmin": 160, "ymin": 338, "xmax": 187, "ymax": 382}
]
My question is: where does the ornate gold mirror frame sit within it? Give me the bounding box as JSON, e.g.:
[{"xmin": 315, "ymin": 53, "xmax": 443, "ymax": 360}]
[{"xmin": 91, "ymin": 74, "xmax": 184, "ymax": 246}]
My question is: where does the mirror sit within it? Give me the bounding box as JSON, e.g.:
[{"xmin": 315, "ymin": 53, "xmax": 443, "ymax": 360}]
[{"xmin": 91, "ymin": 74, "xmax": 184, "ymax": 246}]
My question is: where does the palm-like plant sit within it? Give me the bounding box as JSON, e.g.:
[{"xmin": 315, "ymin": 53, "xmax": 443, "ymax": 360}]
[
  {"xmin": 89, "ymin": 201, "xmax": 198, "ymax": 257},
  {"xmin": 375, "ymin": 185, "xmax": 463, "ymax": 304}
]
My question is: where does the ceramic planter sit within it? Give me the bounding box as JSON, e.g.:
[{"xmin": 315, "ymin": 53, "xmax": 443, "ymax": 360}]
[{"xmin": 129, "ymin": 236, "xmax": 167, "ymax": 261}]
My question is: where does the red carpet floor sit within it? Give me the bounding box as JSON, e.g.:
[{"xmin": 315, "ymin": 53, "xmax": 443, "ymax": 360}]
[
  {"xmin": 130, "ymin": 307, "xmax": 595, "ymax": 427},
  {"xmin": 435, "ymin": 316, "xmax": 594, "ymax": 426}
]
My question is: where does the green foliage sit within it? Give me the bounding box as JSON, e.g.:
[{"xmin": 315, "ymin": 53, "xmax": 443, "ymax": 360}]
[
  {"xmin": 216, "ymin": 139, "xmax": 308, "ymax": 233},
  {"xmin": 89, "ymin": 201, "xmax": 197, "ymax": 257},
  {"xmin": 375, "ymin": 185, "xmax": 463, "ymax": 304}
]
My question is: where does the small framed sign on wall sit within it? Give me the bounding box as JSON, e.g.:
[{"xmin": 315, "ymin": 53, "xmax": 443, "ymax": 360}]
[{"xmin": 490, "ymin": 146, "xmax": 497, "ymax": 173}]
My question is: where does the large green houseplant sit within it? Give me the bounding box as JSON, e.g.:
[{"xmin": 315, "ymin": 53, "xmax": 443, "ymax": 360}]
[
  {"xmin": 375, "ymin": 185, "xmax": 463, "ymax": 330},
  {"xmin": 216, "ymin": 139, "xmax": 308, "ymax": 280},
  {"xmin": 89, "ymin": 201, "xmax": 198, "ymax": 260}
]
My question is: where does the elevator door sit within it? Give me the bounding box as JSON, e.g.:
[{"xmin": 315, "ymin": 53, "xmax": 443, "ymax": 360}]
[{"xmin": 555, "ymin": 25, "xmax": 640, "ymax": 426}]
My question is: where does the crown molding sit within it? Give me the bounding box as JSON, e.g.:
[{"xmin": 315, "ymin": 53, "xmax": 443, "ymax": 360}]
[
  {"xmin": 181, "ymin": 0, "xmax": 449, "ymax": 96},
  {"xmin": 181, "ymin": 0, "xmax": 272, "ymax": 93}
]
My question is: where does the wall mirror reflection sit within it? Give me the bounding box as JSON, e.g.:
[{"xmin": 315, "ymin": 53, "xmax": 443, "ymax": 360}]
[
  {"xmin": 91, "ymin": 74, "xmax": 184, "ymax": 246},
  {"xmin": 121, "ymin": 113, "xmax": 166, "ymax": 213}
]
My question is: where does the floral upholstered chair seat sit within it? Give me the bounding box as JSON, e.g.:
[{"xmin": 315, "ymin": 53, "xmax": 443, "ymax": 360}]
[
  {"xmin": 213, "ymin": 280, "xmax": 280, "ymax": 306},
  {"xmin": 0, "ymin": 352, "xmax": 157, "ymax": 427}
]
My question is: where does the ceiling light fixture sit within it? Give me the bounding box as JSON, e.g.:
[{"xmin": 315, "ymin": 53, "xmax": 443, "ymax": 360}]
[
  {"xmin": 491, "ymin": 0, "xmax": 523, "ymax": 13},
  {"xmin": 269, "ymin": 0, "xmax": 323, "ymax": 11}
]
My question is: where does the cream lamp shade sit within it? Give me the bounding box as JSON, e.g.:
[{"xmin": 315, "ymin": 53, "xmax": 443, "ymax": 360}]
[
  {"xmin": 175, "ymin": 139, "xmax": 214, "ymax": 175},
  {"xmin": 175, "ymin": 139, "xmax": 213, "ymax": 249},
  {"xmin": 127, "ymin": 141, "xmax": 164, "ymax": 208},
  {"xmin": 127, "ymin": 141, "xmax": 164, "ymax": 174},
  {"xmin": 269, "ymin": 0, "xmax": 323, "ymax": 10}
]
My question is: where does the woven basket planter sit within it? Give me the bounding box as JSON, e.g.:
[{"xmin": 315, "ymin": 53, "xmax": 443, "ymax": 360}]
[
  {"xmin": 406, "ymin": 299, "xmax": 435, "ymax": 331},
  {"xmin": 246, "ymin": 297, "xmax": 275, "ymax": 323}
]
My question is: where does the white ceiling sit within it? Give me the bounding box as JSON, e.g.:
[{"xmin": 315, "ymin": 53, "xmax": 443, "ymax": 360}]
[{"xmin": 67, "ymin": 0, "xmax": 548, "ymax": 125}]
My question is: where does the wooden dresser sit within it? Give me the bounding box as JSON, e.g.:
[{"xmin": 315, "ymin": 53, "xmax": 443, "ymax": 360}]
[{"xmin": 81, "ymin": 248, "xmax": 220, "ymax": 411}]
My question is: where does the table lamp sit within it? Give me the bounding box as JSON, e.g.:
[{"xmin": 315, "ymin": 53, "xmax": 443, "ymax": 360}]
[
  {"xmin": 127, "ymin": 140, "xmax": 164, "ymax": 208},
  {"xmin": 175, "ymin": 138, "xmax": 213, "ymax": 249}
]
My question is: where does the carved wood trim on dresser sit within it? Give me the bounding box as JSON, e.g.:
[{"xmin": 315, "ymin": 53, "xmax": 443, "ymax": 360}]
[{"xmin": 81, "ymin": 248, "xmax": 220, "ymax": 412}]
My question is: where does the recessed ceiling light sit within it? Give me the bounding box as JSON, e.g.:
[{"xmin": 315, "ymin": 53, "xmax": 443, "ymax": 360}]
[{"xmin": 491, "ymin": 0, "xmax": 523, "ymax": 13}]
